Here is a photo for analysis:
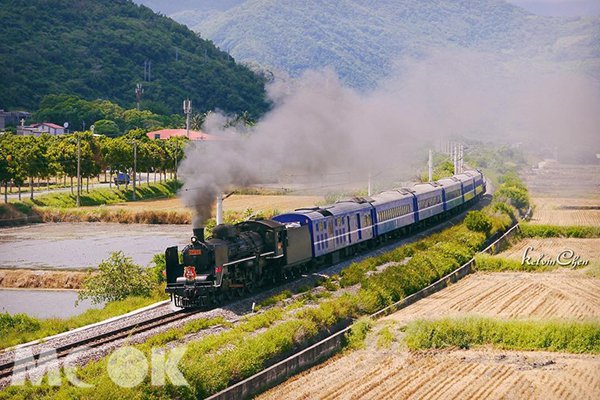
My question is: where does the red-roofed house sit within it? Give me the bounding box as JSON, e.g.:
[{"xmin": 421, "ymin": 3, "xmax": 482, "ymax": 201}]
[
  {"xmin": 146, "ymin": 129, "xmax": 226, "ymax": 141},
  {"xmin": 31, "ymin": 123, "xmax": 65, "ymax": 135},
  {"xmin": 17, "ymin": 122, "xmax": 65, "ymax": 136}
]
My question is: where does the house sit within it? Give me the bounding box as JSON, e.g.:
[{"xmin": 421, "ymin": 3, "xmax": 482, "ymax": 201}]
[
  {"xmin": 146, "ymin": 128, "xmax": 226, "ymax": 141},
  {"xmin": 17, "ymin": 122, "xmax": 65, "ymax": 136},
  {"xmin": 31, "ymin": 123, "xmax": 65, "ymax": 135}
]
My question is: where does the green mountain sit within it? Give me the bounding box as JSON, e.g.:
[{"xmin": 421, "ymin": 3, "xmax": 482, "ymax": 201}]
[
  {"xmin": 173, "ymin": 0, "xmax": 599, "ymax": 89},
  {"xmin": 0, "ymin": 0, "xmax": 269, "ymax": 117}
]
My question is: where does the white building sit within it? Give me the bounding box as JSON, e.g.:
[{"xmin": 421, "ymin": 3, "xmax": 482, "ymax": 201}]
[{"xmin": 17, "ymin": 122, "xmax": 65, "ymax": 136}]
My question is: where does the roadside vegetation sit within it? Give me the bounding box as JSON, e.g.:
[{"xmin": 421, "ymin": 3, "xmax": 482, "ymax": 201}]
[{"xmin": 404, "ymin": 317, "xmax": 600, "ymax": 354}]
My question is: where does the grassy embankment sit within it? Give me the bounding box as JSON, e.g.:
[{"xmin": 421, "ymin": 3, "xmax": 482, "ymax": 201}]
[{"xmin": 0, "ymin": 171, "xmax": 524, "ymax": 399}]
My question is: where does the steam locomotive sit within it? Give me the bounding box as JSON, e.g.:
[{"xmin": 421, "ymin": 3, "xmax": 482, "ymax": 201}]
[{"xmin": 165, "ymin": 170, "xmax": 486, "ymax": 308}]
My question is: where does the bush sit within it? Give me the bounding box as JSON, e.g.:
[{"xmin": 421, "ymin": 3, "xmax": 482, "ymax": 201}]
[
  {"xmin": 474, "ymin": 253, "xmax": 547, "ymax": 272},
  {"xmin": 465, "ymin": 210, "xmax": 493, "ymax": 235},
  {"xmin": 345, "ymin": 317, "xmax": 372, "ymax": 350},
  {"xmin": 0, "ymin": 312, "xmax": 40, "ymax": 335},
  {"xmin": 494, "ymin": 186, "xmax": 530, "ymax": 212},
  {"xmin": 78, "ymin": 251, "xmax": 155, "ymax": 304}
]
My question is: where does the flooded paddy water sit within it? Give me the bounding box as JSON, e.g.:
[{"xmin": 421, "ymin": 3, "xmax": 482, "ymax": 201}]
[
  {"xmin": 0, "ymin": 288, "xmax": 100, "ymax": 318},
  {"xmin": 0, "ymin": 222, "xmax": 190, "ymax": 317},
  {"xmin": 0, "ymin": 222, "xmax": 191, "ymax": 270}
]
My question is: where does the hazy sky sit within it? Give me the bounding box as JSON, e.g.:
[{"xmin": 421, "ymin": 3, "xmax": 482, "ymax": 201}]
[{"xmin": 506, "ymin": 0, "xmax": 600, "ymax": 16}]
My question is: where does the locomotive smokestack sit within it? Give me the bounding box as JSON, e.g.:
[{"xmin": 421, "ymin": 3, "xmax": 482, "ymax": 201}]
[{"xmin": 193, "ymin": 227, "xmax": 205, "ymax": 243}]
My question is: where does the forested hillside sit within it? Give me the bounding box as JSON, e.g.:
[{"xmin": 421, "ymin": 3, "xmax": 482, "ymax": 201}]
[
  {"xmin": 167, "ymin": 0, "xmax": 599, "ymax": 89},
  {"xmin": 0, "ymin": 0, "xmax": 269, "ymax": 117}
]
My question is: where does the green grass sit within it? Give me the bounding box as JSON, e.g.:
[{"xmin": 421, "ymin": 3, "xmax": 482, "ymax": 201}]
[
  {"xmin": 258, "ymin": 290, "xmax": 293, "ymax": 307},
  {"xmin": 0, "ymin": 289, "xmax": 168, "ymax": 350},
  {"xmin": 405, "ymin": 317, "xmax": 600, "ymax": 354},
  {"xmin": 519, "ymin": 223, "xmax": 600, "ymax": 238},
  {"xmin": 345, "ymin": 317, "xmax": 373, "ymax": 350}
]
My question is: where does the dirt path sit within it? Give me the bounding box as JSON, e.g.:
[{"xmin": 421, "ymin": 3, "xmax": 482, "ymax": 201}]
[{"xmin": 259, "ymin": 349, "xmax": 600, "ymax": 400}]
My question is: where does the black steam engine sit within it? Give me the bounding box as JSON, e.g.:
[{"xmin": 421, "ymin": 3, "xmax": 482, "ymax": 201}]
[{"xmin": 165, "ymin": 221, "xmax": 292, "ymax": 308}]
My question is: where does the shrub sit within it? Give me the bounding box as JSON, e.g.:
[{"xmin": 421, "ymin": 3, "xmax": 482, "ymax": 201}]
[
  {"xmin": 0, "ymin": 312, "xmax": 40, "ymax": 335},
  {"xmin": 465, "ymin": 210, "xmax": 493, "ymax": 235},
  {"xmin": 345, "ymin": 317, "xmax": 372, "ymax": 350},
  {"xmin": 78, "ymin": 251, "xmax": 155, "ymax": 304},
  {"xmin": 494, "ymin": 186, "xmax": 530, "ymax": 212},
  {"xmin": 490, "ymin": 202, "xmax": 517, "ymax": 222}
]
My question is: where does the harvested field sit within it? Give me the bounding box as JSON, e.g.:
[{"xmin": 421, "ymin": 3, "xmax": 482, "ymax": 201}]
[
  {"xmin": 98, "ymin": 194, "xmax": 324, "ymax": 214},
  {"xmin": 381, "ymin": 271, "xmax": 600, "ymax": 323},
  {"xmin": 530, "ymin": 197, "xmax": 600, "ymax": 226},
  {"xmin": 0, "ymin": 269, "xmax": 89, "ymax": 289},
  {"xmin": 259, "ymin": 348, "xmax": 600, "ymax": 400},
  {"xmin": 522, "ymin": 162, "xmax": 600, "ymax": 198},
  {"xmin": 497, "ymin": 237, "xmax": 600, "ymax": 266}
]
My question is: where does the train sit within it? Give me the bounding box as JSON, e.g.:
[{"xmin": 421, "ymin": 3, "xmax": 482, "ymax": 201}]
[{"xmin": 165, "ymin": 170, "xmax": 486, "ymax": 308}]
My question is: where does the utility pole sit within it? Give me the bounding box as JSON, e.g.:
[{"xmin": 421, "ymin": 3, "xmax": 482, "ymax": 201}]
[
  {"xmin": 76, "ymin": 134, "xmax": 81, "ymax": 207},
  {"xmin": 216, "ymin": 192, "xmax": 223, "ymax": 225},
  {"xmin": 135, "ymin": 83, "xmax": 144, "ymax": 111},
  {"xmin": 132, "ymin": 141, "xmax": 137, "ymax": 200},
  {"xmin": 183, "ymin": 99, "xmax": 192, "ymax": 138},
  {"xmin": 367, "ymin": 173, "xmax": 372, "ymax": 196},
  {"xmin": 428, "ymin": 149, "xmax": 433, "ymax": 182}
]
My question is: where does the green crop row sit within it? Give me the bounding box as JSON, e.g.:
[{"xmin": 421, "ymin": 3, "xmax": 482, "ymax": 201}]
[
  {"xmin": 519, "ymin": 223, "xmax": 600, "ymax": 238},
  {"xmin": 405, "ymin": 317, "xmax": 600, "ymax": 354}
]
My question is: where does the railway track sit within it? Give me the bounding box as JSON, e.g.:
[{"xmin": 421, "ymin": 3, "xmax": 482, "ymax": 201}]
[{"xmin": 0, "ymin": 309, "xmax": 200, "ymax": 382}]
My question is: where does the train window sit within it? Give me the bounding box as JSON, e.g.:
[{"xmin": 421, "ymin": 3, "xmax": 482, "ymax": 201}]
[{"xmin": 328, "ymin": 222, "xmax": 333, "ymax": 235}]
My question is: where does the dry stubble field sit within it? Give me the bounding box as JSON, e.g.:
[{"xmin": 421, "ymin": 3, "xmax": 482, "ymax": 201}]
[
  {"xmin": 259, "ymin": 349, "xmax": 600, "ymax": 400},
  {"xmin": 529, "ymin": 197, "xmax": 600, "ymax": 226}
]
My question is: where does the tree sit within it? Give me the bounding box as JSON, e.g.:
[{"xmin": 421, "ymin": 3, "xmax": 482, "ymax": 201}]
[
  {"xmin": 103, "ymin": 136, "xmax": 133, "ymax": 187},
  {"xmin": 12, "ymin": 136, "xmax": 47, "ymax": 200},
  {"xmin": 93, "ymin": 119, "xmax": 120, "ymax": 137},
  {"xmin": 78, "ymin": 251, "xmax": 155, "ymax": 304}
]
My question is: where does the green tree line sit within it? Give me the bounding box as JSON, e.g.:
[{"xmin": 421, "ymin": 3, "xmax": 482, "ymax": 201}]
[{"xmin": 0, "ymin": 130, "xmax": 187, "ymax": 202}]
